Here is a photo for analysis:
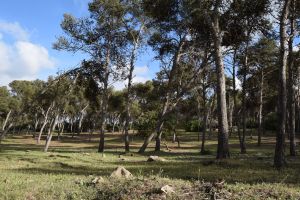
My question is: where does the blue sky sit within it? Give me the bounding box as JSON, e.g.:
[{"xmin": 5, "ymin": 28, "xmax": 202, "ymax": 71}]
[{"xmin": 0, "ymin": 0, "xmax": 158, "ymax": 88}]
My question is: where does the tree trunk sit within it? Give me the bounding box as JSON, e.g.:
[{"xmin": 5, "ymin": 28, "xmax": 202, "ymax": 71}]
[
  {"xmin": 210, "ymin": 5, "xmax": 230, "ymax": 159},
  {"xmin": 37, "ymin": 104, "xmax": 53, "ymax": 144},
  {"xmin": 44, "ymin": 115, "xmax": 59, "ymax": 152},
  {"xmin": 139, "ymin": 39, "xmax": 185, "ymax": 153},
  {"xmin": 0, "ymin": 123, "xmax": 13, "ymax": 144},
  {"xmin": 287, "ymin": 0, "xmax": 296, "ymax": 156},
  {"xmin": 228, "ymin": 100, "xmax": 233, "ymax": 136},
  {"xmin": 98, "ymin": 47, "xmax": 111, "ymax": 153},
  {"xmin": 232, "ymin": 48, "xmax": 237, "ymax": 136},
  {"xmin": 201, "ymin": 83, "xmax": 209, "ymax": 154},
  {"xmin": 240, "ymin": 33, "xmax": 250, "ymax": 154},
  {"xmin": 274, "ymin": 0, "xmax": 291, "ymax": 169},
  {"xmin": 258, "ymin": 70, "xmax": 264, "ymax": 146},
  {"xmin": 77, "ymin": 104, "xmax": 88, "ymax": 135},
  {"xmin": 2, "ymin": 110, "xmax": 12, "ymax": 131}
]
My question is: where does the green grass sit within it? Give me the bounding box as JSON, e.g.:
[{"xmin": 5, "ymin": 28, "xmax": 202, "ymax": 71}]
[{"xmin": 0, "ymin": 131, "xmax": 299, "ymax": 199}]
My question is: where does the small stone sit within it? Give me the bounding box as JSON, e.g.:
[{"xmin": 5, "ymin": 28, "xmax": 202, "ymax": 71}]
[
  {"xmin": 110, "ymin": 166, "xmax": 133, "ymax": 179},
  {"xmin": 160, "ymin": 185, "xmax": 175, "ymax": 194},
  {"xmin": 92, "ymin": 176, "xmax": 104, "ymax": 184},
  {"xmin": 147, "ymin": 156, "xmax": 166, "ymax": 162}
]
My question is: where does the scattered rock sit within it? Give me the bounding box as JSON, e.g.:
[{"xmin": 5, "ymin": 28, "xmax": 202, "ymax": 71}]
[
  {"xmin": 92, "ymin": 176, "xmax": 104, "ymax": 184},
  {"xmin": 82, "ymin": 152, "xmax": 90, "ymax": 156},
  {"xmin": 110, "ymin": 166, "xmax": 133, "ymax": 179},
  {"xmin": 147, "ymin": 156, "xmax": 166, "ymax": 162},
  {"xmin": 160, "ymin": 185, "xmax": 175, "ymax": 194},
  {"xmin": 119, "ymin": 157, "xmax": 128, "ymax": 161}
]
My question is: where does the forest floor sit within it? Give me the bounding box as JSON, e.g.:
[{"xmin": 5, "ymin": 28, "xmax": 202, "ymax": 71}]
[{"xmin": 0, "ymin": 131, "xmax": 300, "ymax": 199}]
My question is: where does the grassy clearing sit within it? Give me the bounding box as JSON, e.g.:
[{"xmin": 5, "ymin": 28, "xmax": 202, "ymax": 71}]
[{"xmin": 0, "ymin": 131, "xmax": 299, "ymax": 199}]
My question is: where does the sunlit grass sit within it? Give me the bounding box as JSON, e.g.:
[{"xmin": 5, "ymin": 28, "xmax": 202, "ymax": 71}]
[{"xmin": 0, "ymin": 131, "xmax": 299, "ymax": 199}]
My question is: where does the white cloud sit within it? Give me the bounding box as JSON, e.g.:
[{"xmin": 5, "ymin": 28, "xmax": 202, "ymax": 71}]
[
  {"xmin": 0, "ymin": 21, "xmax": 29, "ymax": 41},
  {"xmin": 0, "ymin": 21, "xmax": 55, "ymax": 86}
]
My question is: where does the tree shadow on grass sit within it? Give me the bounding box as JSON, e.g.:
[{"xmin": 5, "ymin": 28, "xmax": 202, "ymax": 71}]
[{"xmin": 8, "ymin": 158, "xmax": 300, "ymax": 184}]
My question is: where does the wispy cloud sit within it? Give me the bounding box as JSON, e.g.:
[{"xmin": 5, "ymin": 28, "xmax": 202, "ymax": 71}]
[
  {"xmin": 0, "ymin": 21, "xmax": 29, "ymax": 41},
  {"xmin": 0, "ymin": 21, "xmax": 55, "ymax": 86}
]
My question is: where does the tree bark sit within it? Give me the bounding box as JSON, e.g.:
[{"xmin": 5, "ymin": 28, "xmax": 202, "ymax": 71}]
[
  {"xmin": 44, "ymin": 115, "xmax": 59, "ymax": 152},
  {"xmin": 232, "ymin": 48, "xmax": 237, "ymax": 136},
  {"xmin": 77, "ymin": 104, "xmax": 88, "ymax": 135},
  {"xmin": 98, "ymin": 46, "xmax": 111, "ymax": 153},
  {"xmin": 274, "ymin": 0, "xmax": 291, "ymax": 169},
  {"xmin": 201, "ymin": 87, "xmax": 209, "ymax": 154},
  {"xmin": 287, "ymin": 0, "xmax": 296, "ymax": 156},
  {"xmin": 37, "ymin": 103, "xmax": 53, "ymax": 144},
  {"xmin": 2, "ymin": 110, "xmax": 12, "ymax": 131},
  {"xmin": 210, "ymin": 2, "xmax": 230, "ymax": 159},
  {"xmin": 258, "ymin": 70, "xmax": 264, "ymax": 146},
  {"xmin": 240, "ymin": 40, "xmax": 249, "ymax": 154},
  {"xmin": 139, "ymin": 39, "xmax": 185, "ymax": 153}
]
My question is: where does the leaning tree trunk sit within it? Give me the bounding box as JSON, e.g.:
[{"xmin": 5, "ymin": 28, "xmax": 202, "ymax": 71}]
[
  {"xmin": 139, "ymin": 39, "xmax": 185, "ymax": 153},
  {"xmin": 139, "ymin": 95, "xmax": 169, "ymax": 153},
  {"xmin": 257, "ymin": 70, "xmax": 264, "ymax": 146},
  {"xmin": 287, "ymin": 0, "xmax": 296, "ymax": 156},
  {"xmin": 210, "ymin": 5, "xmax": 230, "ymax": 159},
  {"xmin": 274, "ymin": 0, "xmax": 291, "ymax": 169},
  {"xmin": 2, "ymin": 110, "xmax": 12, "ymax": 132},
  {"xmin": 44, "ymin": 115, "xmax": 59, "ymax": 152},
  {"xmin": 37, "ymin": 104, "xmax": 53, "ymax": 144},
  {"xmin": 77, "ymin": 104, "xmax": 88, "ymax": 135}
]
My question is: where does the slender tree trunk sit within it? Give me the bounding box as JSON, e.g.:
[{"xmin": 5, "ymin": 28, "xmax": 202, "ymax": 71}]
[
  {"xmin": 0, "ymin": 109, "xmax": 12, "ymax": 144},
  {"xmin": 98, "ymin": 47, "xmax": 111, "ymax": 153},
  {"xmin": 37, "ymin": 104, "xmax": 53, "ymax": 144},
  {"xmin": 139, "ymin": 39, "xmax": 185, "ymax": 153},
  {"xmin": 228, "ymin": 100, "xmax": 233, "ymax": 136},
  {"xmin": 124, "ymin": 47, "xmax": 137, "ymax": 152},
  {"xmin": 288, "ymin": 0, "xmax": 296, "ymax": 156},
  {"xmin": 274, "ymin": 0, "xmax": 291, "ymax": 169},
  {"xmin": 232, "ymin": 48, "xmax": 237, "ymax": 136},
  {"xmin": 2, "ymin": 110, "xmax": 12, "ymax": 131},
  {"xmin": 33, "ymin": 117, "xmax": 39, "ymax": 138},
  {"xmin": 44, "ymin": 115, "xmax": 58, "ymax": 152},
  {"xmin": 201, "ymin": 89, "xmax": 209, "ymax": 154},
  {"xmin": 210, "ymin": 5, "xmax": 230, "ymax": 159},
  {"xmin": 240, "ymin": 34, "xmax": 250, "ymax": 154},
  {"xmin": 208, "ymin": 93, "xmax": 216, "ymax": 140},
  {"xmin": 0, "ymin": 123, "xmax": 13, "ymax": 144},
  {"xmin": 77, "ymin": 104, "xmax": 88, "ymax": 135},
  {"xmin": 258, "ymin": 70, "xmax": 264, "ymax": 146},
  {"xmin": 154, "ymin": 117, "xmax": 166, "ymax": 152}
]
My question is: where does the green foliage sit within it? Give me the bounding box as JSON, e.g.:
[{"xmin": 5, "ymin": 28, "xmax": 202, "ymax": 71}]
[
  {"xmin": 185, "ymin": 119, "xmax": 203, "ymax": 132},
  {"xmin": 264, "ymin": 112, "xmax": 278, "ymax": 131},
  {"xmin": 134, "ymin": 111, "xmax": 157, "ymax": 136}
]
